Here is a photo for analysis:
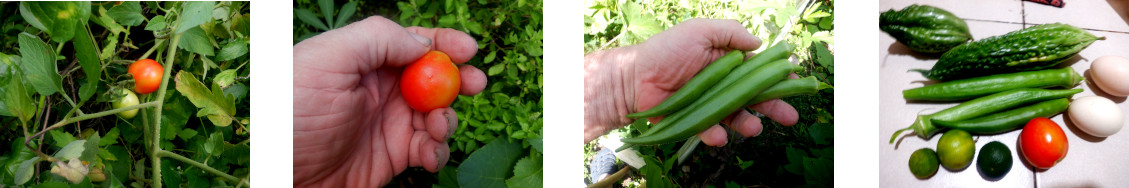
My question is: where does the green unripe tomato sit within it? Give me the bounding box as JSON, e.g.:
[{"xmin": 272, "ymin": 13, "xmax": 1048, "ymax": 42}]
[{"xmin": 113, "ymin": 89, "xmax": 139, "ymax": 119}]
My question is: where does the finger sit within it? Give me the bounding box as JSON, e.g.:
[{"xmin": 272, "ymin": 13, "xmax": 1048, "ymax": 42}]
[
  {"xmin": 677, "ymin": 18, "xmax": 762, "ymax": 51},
  {"xmin": 409, "ymin": 132, "xmax": 450, "ymax": 173},
  {"xmin": 749, "ymin": 99, "xmax": 799, "ymax": 126},
  {"xmin": 425, "ymin": 108, "xmax": 458, "ymax": 141},
  {"xmin": 728, "ymin": 110, "xmax": 765, "ymax": 137},
  {"xmin": 698, "ymin": 125, "xmax": 729, "ymax": 146},
  {"xmin": 406, "ymin": 27, "xmax": 479, "ymax": 64},
  {"xmin": 295, "ymin": 16, "xmax": 431, "ymax": 72},
  {"xmin": 458, "ymin": 64, "xmax": 487, "ymax": 95}
]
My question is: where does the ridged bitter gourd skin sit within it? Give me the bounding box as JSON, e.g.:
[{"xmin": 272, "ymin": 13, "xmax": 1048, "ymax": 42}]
[
  {"xmin": 880, "ymin": 4, "xmax": 972, "ymax": 53},
  {"xmin": 917, "ymin": 23, "xmax": 1101, "ymax": 80}
]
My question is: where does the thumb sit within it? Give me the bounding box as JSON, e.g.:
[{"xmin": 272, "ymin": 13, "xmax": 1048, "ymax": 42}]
[{"xmin": 296, "ymin": 16, "xmax": 432, "ymax": 74}]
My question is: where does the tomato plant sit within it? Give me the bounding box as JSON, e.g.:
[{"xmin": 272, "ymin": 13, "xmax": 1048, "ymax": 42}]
[
  {"xmin": 1019, "ymin": 117, "xmax": 1069, "ymax": 169},
  {"xmin": 128, "ymin": 59, "xmax": 164, "ymax": 94},
  {"xmin": 401, "ymin": 51, "xmax": 461, "ymax": 112},
  {"xmin": 0, "ymin": 2, "xmax": 251, "ymax": 187}
]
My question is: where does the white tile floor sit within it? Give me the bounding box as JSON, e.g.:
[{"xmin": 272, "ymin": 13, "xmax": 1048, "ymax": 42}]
[{"xmin": 879, "ymin": 0, "xmax": 1129, "ymax": 187}]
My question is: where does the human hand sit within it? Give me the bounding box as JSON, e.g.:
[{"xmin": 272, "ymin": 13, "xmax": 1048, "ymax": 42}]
[
  {"xmin": 293, "ymin": 16, "xmax": 487, "ymax": 187},
  {"xmin": 584, "ymin": 18, "xmax": 799, "ymax": 146}
]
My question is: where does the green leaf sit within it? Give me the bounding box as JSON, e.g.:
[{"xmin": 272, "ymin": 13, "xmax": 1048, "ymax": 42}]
[
  {"xmin": 178, "ymin": 128, "xmax": 199, "ymax": 142},
  {"xmin": 438, "ymin": 14, "xmax": 456, "ymax": 27},
  {"xmin": 205, "ymin": 132, "xmax": 224, "ymax": 156},
  {"xmin": 483, "ymin": 51, "xmax": 496, "ymax": 63},
  {"xmin": 213, "ymin": 70, "xmax": 237, "ymax": 87},
  {"xmin": 334, "ymin": 1, "xmax": 358, "ymax": 28},
  {"xmin": 99, "ymin": 127, "xmax": 120, "ymax": 146},
  {"xmin": 178, "ymin": 27, "xmax": 215, "ymax": 56},
  {"xmin": 161, "ymin": 94, "xmax": 193, "ymax": 140},
  {"xmin": 216, "ymin": 39, "xmax": 249, "ymax": 61},
  {"xmin": 145, "ymin": 15, "xmax": 167, "ymax": 31},
  {"xmin": 458, "ymin": 139, "xmax": 522, "ymax": 188},
  {"xmin": 18, "ymin": 32, "xmax": 62, "ymax": 96},
  {"xmin": 174, "ymin": 71, "xmax": 236, "ymax": 127},
  {"xmin": 1, "ymin": 54, "xmax": 37, "ymax": 122},
  {"xmin": 177, "ymin": 1, "xmax": 216, "ymax": 34},
  {"xmin": 54, "ymin": 140, "xmax": 86, "ymax": 160},
  {"xmin": 295, "ymin": 9, "xmax": 329, "ymax": 31},
  {"xmin": 49, "ymin": 130, "xmax": 77, "ymax": 149},
  {"xmin": 318, "ymin": 0, "xmax": 335, "ymax": 29},
  {"xmin": 73, "ymin": 23, "xmax": 101, "ymax": 102},
  {"xmin": 506, "ymin": 156, "xmax": 543, "ymax": 188},
  {"xmin": 107, "ymin": 1, "xmax": 144, "ymax": 26},
  {"xmin": 14, "ymin": 156, "xmax": 39, "ymax": 185},
  {"xmin": 80, "ymin": 135, "xmax": 100, "ymax": 162},
  {"xmin": 622, "ymin": 1, "xmax": 661, "ymax": 42},
  {"xmin": 212, "ymin": 5, "xmax": 230, "ymax": 21},
  {"xmin": 435, "ymin": 166, "xmax": 459, "ymax": 188},
  {"xmin": 19, "ymin": 2, "xmax": 91, "ymax": 42},
  {"xmin": 487, "ymin": 63, "xmax": 504, "ymax": 76}
]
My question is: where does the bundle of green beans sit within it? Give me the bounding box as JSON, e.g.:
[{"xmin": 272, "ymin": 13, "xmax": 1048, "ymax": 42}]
[
  {"xmin": 620, "ymin": 43, "xmax": 832, "ymax": 146},
  {"xmin": 888, "ymin": 67, "xmax": 1084, "ymax": 144}
]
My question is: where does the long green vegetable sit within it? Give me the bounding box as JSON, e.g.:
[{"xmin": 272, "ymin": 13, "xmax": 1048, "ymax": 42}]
[
  {"xmin": 902, "ymin": 67, "xmax": 1083, "ymax": 101},
  {"xmin": 913, "ymin": 23, "xmax": 1101, "ymax": 80},
  {"xmin": 626, "ymin": 50, "xmax": 745, "ymax": 118},
  {"xmin": 889, "ymin": 89, "xmax": 1081, "ymax": 143},
  {"xmin": 631, "ymin": 44, "xmax": 792, "ymax": 137},
  {"xmin": 934, "ymin": 98, "xmax": 1070, "ymax": 133},
  {"xmin": 745, "ymin": 76, "xmax": 832, "ymax": 105},
  {"xmin": 623, "ymin": 60, "xmax": 793, "ymax": 145}
]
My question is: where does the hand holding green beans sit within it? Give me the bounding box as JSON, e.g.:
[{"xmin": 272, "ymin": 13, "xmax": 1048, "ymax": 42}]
[{"xmin": 584, "ymin": 18, "xmax": 808, "ymax": 146}]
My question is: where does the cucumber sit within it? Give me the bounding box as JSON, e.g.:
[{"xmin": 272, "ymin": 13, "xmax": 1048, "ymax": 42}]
[
  {"xmin": 914, "ymin": 23, "xmax": 1102, "ymax": 80},
  {"xmin": 880, "ymin": 4, "xmax": 972, "ymax": 53},
  {"xmin": 903, "ymin": 67, "xmax": 1083, "ymax": 101}
]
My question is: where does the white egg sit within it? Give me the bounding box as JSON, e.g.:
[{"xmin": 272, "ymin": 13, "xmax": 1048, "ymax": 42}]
[
  {"xmin": 1090, "ymin": 56, "xmax": 1129, "ymax": 97},
  {"xmin": 1068, "ymin": 96, "xmax": 1124, "ymax": 137}
]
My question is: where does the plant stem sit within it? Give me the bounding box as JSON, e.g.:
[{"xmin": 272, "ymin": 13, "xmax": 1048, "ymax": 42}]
[
  {"xmin": 156, "ymin": 150, "xmax": 248, "ymax": 186},
  {"xmin": 140, "ymin": 39, "xmax": 166, "ymax": 60},
  {"xmin": 151, "ymin": 29, "xmax": 182, "ymax": 188},
  {"xmin": 58, "ymin": 92, "xmax": 84, "ymax": 115}
]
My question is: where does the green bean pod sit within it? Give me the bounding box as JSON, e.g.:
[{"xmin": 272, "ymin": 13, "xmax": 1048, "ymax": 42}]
[
  {"xmin": 626, "ymin": 50, "xmax": 745, "ymax": 118},
  {"xmin": 888, "ymin": 89, "xmax": 1081, "ymax": 144},
  {"xmin": 745, "ymin": 76, "xmax": 833, "ymax": 105},
  {"xmin": 622, "ymin": 60, "xmax": 793, "ymax": 145},
  {"xmin": 902, "ymin": 67, "xmax": 1083, "ymax": 101},
  {"xmin": 934, "ymin": 98, "xmax": 1070, "ymax": 134},
  {"xmin": 630, "ymin": 44, "xmax": 791, "ymax": 136}
]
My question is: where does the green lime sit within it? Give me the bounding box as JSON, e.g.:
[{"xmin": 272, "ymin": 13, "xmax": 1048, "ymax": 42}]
[
  {"xmin": 937, "ymin": 129, "xmax": 974, "ymax": 171},
  {"xmin": 908, "ymin": 148, "xmax": 940, "ymax": 179},
  {"xmin": 977, "ymin": 141, "xmax": 1012, "ymax": 179}
]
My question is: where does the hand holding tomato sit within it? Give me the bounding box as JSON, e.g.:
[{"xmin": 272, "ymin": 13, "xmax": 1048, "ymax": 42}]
[
  {"xmin": 293, "ymin": 16, "xmax": 487, "ymax": 187},
  {"xmin": 1019, "ymin": 117, "xmax": 1069, "ymax": 169}
]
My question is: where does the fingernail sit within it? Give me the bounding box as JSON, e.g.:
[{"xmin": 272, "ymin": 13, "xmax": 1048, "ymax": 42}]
[
  {"xmin": 446, "ymin": 111, "xmax": 457, "ymax": 138},
  {"xmin": 410, "ymin": 33, "xmax": 432, "ymax": 47},
  {"xmin": 435, "ymin": 147, "xmax": 445, "ymax": 168}
]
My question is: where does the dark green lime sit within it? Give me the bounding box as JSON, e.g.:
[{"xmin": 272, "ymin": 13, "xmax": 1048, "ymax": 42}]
[
  {"xmin": 977, "ymin": 141, "xmax": 1012, "ymax": 179},
  {"xmin": 909, "ymin": 148, "xmax": 940, "ymax": 179}
]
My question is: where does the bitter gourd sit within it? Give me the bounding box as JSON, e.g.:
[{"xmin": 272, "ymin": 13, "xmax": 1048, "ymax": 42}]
[
  {"xmin": 915, "ymin": 23, "xmax": 1102, "ymax": 80},
  {"xmin": 880, "ymin": 4, "xmax": 972, "ymax": 53}
]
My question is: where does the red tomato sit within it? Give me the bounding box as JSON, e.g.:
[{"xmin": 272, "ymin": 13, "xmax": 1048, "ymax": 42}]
[
  {"xmin": 400, "ymin": 51, "xmax": 460, "ymax": 112},
  {"xmin": 128, "ymin": 59, "xmax": 164, "ymax": 94},
  {"xmin": 1019, "ymin": 117, "xmax": 1069, "ymax": 169}
]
